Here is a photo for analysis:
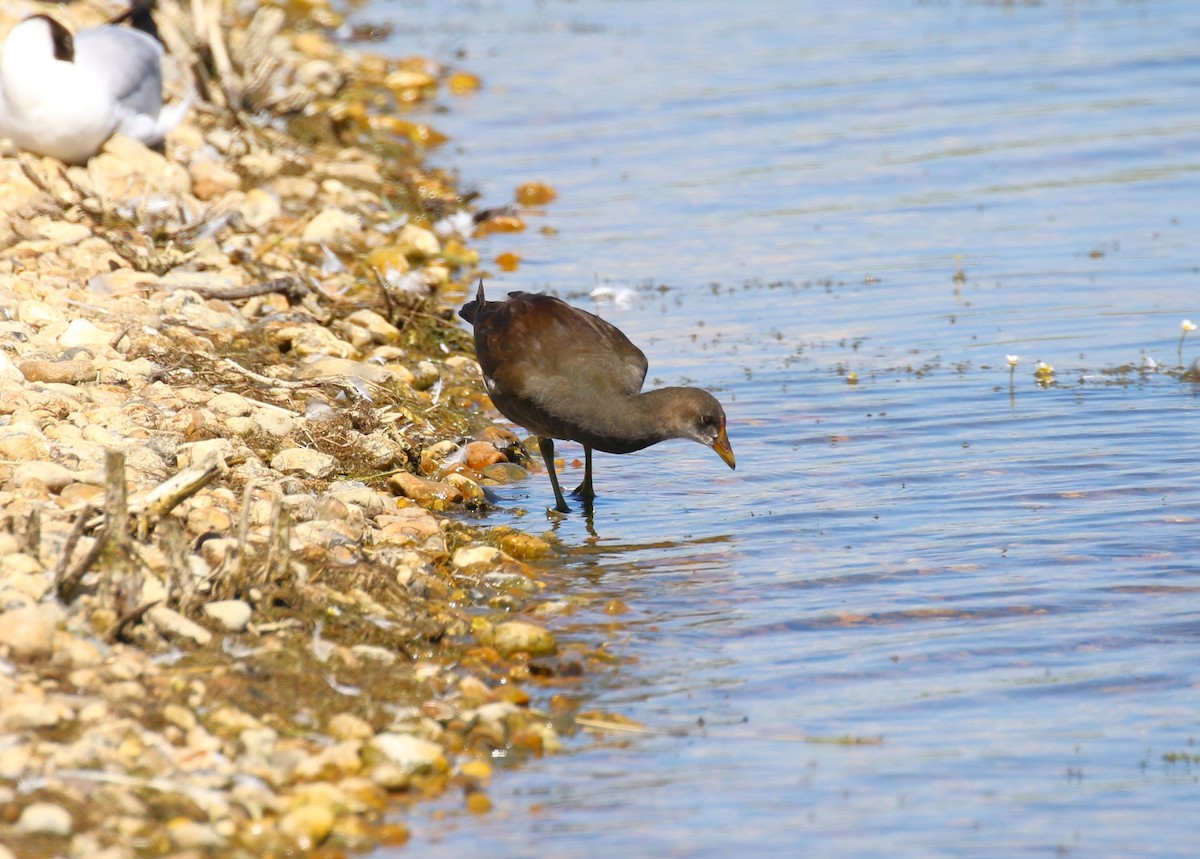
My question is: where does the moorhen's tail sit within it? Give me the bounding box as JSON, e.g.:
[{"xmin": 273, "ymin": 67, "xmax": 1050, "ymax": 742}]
[{"xmin": 458, "ymin": 278, "xmax": 487, "ymax": 325}]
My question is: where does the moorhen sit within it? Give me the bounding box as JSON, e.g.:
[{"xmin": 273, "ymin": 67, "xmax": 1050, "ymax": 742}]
[{"xmin": 460, "ymin": 281, "xmax": 736, "ymax": 512}]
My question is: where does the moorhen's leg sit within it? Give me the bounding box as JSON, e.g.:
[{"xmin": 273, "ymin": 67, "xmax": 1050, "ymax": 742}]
[
  {"xmin": 571, "ymin": 446, "xmax": 595, "ymax": 503},
  {"xmin": 538, "ymin": 437, "xmax": 570, "ymax": 513}
]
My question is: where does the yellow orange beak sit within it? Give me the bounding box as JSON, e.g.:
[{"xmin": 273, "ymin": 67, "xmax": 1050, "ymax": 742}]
[{"xmin": 713, "ymin": 424, "xmax": 736, "ymax": 469}]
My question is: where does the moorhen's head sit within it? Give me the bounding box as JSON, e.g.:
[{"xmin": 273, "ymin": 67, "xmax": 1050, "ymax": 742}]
[{"xmin": 661, "ymin": 388, "xmax": 736, "ymax": 469}]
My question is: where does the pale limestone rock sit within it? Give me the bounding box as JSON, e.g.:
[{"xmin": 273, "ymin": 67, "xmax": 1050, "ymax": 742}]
[
  {"xmin": 0, "ymin": 423, "xmax": 49, "ymax": 461},
  {"xmin": 302, "ymin": 207, "xmax": 360, "ymax": 244},
  {"xmin": 203, "ymin": 600, "xmax": 253, "ymax": 633},
  {"xmin": 369, "ymin": 732, "xmax": 445, "ymax": 773},
  {"xmin": 176, "ymin": 438, "xmax": 235, "ymax": 469},
  {"xmin": 492, "ymin": 620, "xmax": 557, "ymax": 657},
  {"xmin": 272, "ymin": 448, "xmax": 337, "ymax": 479},
  {"xmin": 12, "ymin": 461, "xmax": 75, "ymax": 490},
  {"xmin": 18, "ymin": 358, "xmax": 96, "ymax": 385},
  {"xmin": 237, "ymin": 187, "xmax": 283, "ymax": 229},
  {"xmin": 208, "ymin": 391, "xmax": 254, "ymax": 417},
  {"xmin": 14, "ymin": 802, "xmax": 73, "ymax": 836},
  {"xmin": 397, "ymin": 222, "xmax": 440, "ymax": 258},
  {"xmin": 0, "ymin": 603, "xmax": 61, "ymax": 659},
  {"xmin": 189, "ymin": 158, "xmax": 242, "ymax": 200},
  {"xmin": 147, "ymin": 605, "xmax": 214, "ymax": 646},
  {"xmin": 452, "ymin": 545, "xmax": 501, "ymax": 569},
  {"xmin": 58, "ymin": 318, "xmax": 114, "ymax": 351},
  {"xmin": 327, "ymin": 712, "xmax": 374, "ymax": 741}
]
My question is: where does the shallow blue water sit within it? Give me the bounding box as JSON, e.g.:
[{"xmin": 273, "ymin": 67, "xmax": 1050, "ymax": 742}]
[{"xmin": 365, "ymin": 0, "xmax": 1200, "ymax": 855}]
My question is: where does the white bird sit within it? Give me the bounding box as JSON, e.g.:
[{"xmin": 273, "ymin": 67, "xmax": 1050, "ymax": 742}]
[{"xmin": 0, "ymin": 11, "xmax": 190, "ymax": 164}]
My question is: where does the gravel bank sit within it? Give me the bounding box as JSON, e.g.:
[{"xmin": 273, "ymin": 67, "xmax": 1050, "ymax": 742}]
[{"xmin": 0, "ymin": 2, "xmax": 580, "ymax": 855}]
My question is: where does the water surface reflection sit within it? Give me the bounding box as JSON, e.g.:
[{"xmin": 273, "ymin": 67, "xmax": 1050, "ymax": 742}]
[{"xmin": 367, "ymin": 0, "xmax": 1200, "ymax": 855}]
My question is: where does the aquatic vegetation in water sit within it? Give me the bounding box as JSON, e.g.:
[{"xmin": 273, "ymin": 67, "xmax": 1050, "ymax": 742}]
[
  {"xmin": 1006, "ymin": 354, "xmax": 1019, "ymax": 389},
  {"xmin": 1178, "ymin": 319, "xmax": 1196, "ymax": 367}
]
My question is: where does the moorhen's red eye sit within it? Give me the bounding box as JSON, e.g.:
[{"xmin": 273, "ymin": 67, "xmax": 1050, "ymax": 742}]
[{"xmin": 460, "ymin": 279, "xmax": 735, "ymax": 513}]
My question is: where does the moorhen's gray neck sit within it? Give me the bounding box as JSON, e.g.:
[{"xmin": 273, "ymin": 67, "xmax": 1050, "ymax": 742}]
[{"xmin": 569, "ymin": 387, "xmax": 714, "ymax": 455}]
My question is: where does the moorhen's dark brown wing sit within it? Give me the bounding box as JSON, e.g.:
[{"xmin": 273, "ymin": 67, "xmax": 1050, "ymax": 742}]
[{"xmin": 469, "ymin": 291, "xmax": 650, "ymax": 442}]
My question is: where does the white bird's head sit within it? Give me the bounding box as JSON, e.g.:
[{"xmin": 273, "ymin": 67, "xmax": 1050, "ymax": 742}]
[{"xmin": 6, "ymin": 15, "xmax": 76, "ymax": 67}]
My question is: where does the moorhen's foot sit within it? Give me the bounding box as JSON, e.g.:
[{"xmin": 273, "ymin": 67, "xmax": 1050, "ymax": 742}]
[{"xmin": 569, "ymin": 484, "xmax": 595, "ymax": 500}]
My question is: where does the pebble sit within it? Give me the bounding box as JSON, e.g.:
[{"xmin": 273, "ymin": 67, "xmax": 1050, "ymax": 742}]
[
  {"xmin": 481, "ymin": 461, "xmax": 531, "ymax": 484},
  {"xmin": 411, "ymin": 360, "xmax": 440, "ymax": 391},
  {"xmin": 168, "ymin": 818, "xmax": 227, "ymax": 850},
  {"xmin": 0, "ymin": 353, "xmax": 23, "ymax": 384},
  {"xmin": 388, "ymin": 471, "xmax": 463, "ymax": 505},
  {"xmin": 58, "ymin": 318, "xmax": 115, "ymax": 351},
  {"xmin": 368, "ymin": 733, "xmax": 447, "ymax": 774},
  {"xmin": 279, "ymin": 803, "xmax": 335, "ymax": 848},
  {"xmin": 203, "ymin": 600, "xmax": 254, "ymax": 632},
  {"xmin": 463, "ymin": 441, "xmax": 506, "ymax": 470},
  {"xmin": 239, "ymin": 726, "xmax": 279, "ymax": 759},
  {"xmin": 208, "ymin": 391, "xmax": 254, "ymax": 417},
  {"xmin": 302, "ymin": 207, "xmax": 360, "ymax": 244},
  {"xmin": 496, "ymin": 531, "xmax": 553, "ymax": 560},
  {"xmin": 238, "ymin": 187, "xmax": 283, "ymax": 229},
  {"xmin": 328, "ymin": 712, "xmax": 375, "ymax": 741},
  {"xmin": 18, "ymin": 358, "xmax": 96, "ymax": 385},
  {"xmin": 272, "ymin": 448, "xmax": 338, "ymax": 479},
  {"xmin": 163, "ymin": 703, "xmax": 197, "ymax": 731},
  {"xmin": 177, "ymin": 438, "xmax": 235, "ymax": 469},
  {"xmin": 147, "ymin": 606, "xmax": 214, "ymax": 646},
  {"xmin": 492, "ymin": 620, "xmax": 557, "ymax": 657},
  {"xmin": 279, "ymin": 325, "xmax": 361, "ymax": 360},
  {"xmin": 343, "ymin": 309, "xmax": 401, "ymax": 344},
  {"xmin": 0, "ymin": 742, "xmax": 32, "ymax": 780},
  {"xmin": 12, "ymin": 461, "xmax": 78, "ymax": 491},
  {"xmin": 350, "ymin": 644, "xmax": 398, "ymax": 665},
  {"xmin": 190, "ymin": 158, "xmax": 242, "ymax": 200},
  {"xmin": 0, "ymin": 692, "xmax": 73, "ymax": 730},
  {"xmin": 251, "ymin": 406, "xmax": 298, "ymax": 438},
  {"xmin": 452, "ymin": 545, "xmax": 501, "ymax": 569},
  {"xmin": 465, "ymin": 790, "xmax": 493, "ymax": 814},
  {"xmin": 324, "ymin": 481, "xmax": 390, "ymax": 516},
  {"xmin": 15, "ymin": 802, "xmax": 73, "ymax": 836},
  {"xmin": 396, "ymin": 223, "xmax": 441, "ymax": 257},
  {"xmin": 441, "ymin": 472, "xmax": 483, "ymax": 503},
  {"xmin": 0, "ymin": 423, "xmax": 49, "ymax": 461},
  {"xmin": 0, "ymin": 603, "xmax": 61, "ymax": 659}
]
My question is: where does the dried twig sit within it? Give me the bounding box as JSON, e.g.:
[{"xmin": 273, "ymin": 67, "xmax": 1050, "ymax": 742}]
[
  {"xmin": 161, "ymin": 518, "xmax": 193, "ymax": 614},
  {"xmin": 57, "ymin": 530, "xmax": 107, "ymax": 603},
  {"xmin": 53, "ymin": 503, "xmax": 95, "ymax": 599},
  {"xmin": 263, "ymin": 497, "xmax": 290, "ymax": 587},
  {"xmin": 235, "ymin": 482, "xmax": 253, "ymax": 581},
  {"xmin": 126, "ymin": 453, "xmax": 226, "ymax": 538},
  {"xmin": 168, "ymin": 276, "xmax": 308, "ymax": 303},
  {"xmin": 105, "ymin": 600, "xmax": 161, "ymax": 644},
  {"xmin": 22, "ymin": 509, "xmax": 40, "ymax": 555},
  {"xmin": 100, "ymin": 450, "xmax": 139, "ymax": 612},
  {"xmin": 220, "ymin": 357, "xmax": 373, "ymax": 400}
]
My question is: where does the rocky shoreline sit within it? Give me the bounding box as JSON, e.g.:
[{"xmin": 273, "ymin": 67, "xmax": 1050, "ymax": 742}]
[{"xmin": 0, "ymin": 2, "xmax": 581, "ymax": 855}]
